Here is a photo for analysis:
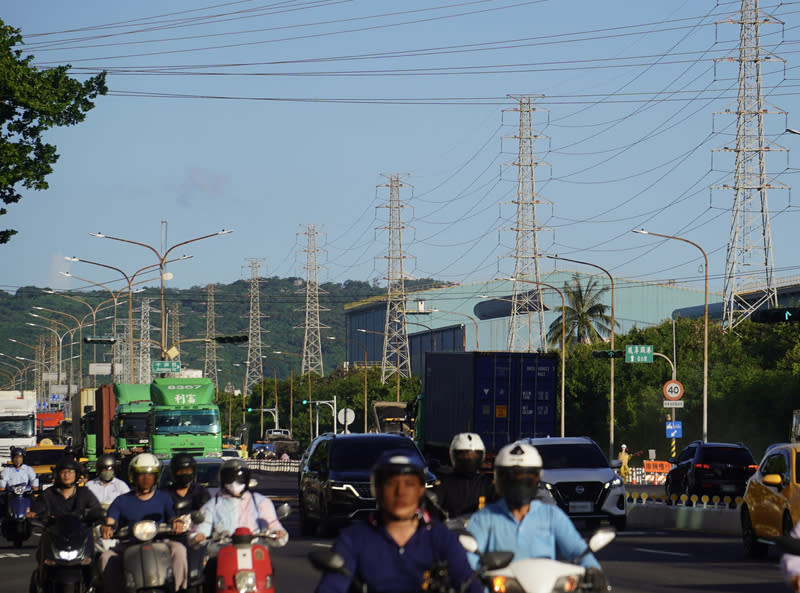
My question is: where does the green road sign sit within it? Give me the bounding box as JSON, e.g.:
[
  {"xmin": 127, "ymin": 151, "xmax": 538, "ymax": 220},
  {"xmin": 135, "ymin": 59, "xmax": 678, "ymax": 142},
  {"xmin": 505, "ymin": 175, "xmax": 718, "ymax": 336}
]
[
  {"xmin": 625, "ymin": 344, "xmax": 653, "ymax": 363},
  {"xmin": 152, "ymin": 360, "xmax": 181, "ymax": 373}
]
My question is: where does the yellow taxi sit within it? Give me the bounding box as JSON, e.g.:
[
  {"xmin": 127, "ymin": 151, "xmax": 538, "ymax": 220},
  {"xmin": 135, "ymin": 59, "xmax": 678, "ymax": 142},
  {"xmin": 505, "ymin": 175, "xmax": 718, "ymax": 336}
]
[
  {"xmin": 741, "ymin": 442, "xmax": 800, "ymax": 557},
  {"xmin": 23, "ymin": 442, "xmax": 69, "ymax": 489}
]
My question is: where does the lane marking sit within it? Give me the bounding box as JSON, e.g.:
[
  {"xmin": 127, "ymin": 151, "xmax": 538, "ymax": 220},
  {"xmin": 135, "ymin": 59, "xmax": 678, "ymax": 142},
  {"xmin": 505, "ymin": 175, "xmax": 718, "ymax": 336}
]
[
  {"xmin": 634, "ymin": 547, "xmax": 690, "ymax": 557},
  {"xmin": 311, "ymin": 542, "xmax": 332, "ymax": 548}
]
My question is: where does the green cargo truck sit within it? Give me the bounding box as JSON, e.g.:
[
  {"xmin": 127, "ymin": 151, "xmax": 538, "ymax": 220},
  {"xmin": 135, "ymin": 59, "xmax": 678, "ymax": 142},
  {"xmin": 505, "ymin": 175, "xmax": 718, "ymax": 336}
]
[
  {"xmin": 149, "ymin": 378, "xmax": 222, "ymax": 459},
  {"xmin": 113, "ymin": 384, "xmax": 153, "ymax": 455}
]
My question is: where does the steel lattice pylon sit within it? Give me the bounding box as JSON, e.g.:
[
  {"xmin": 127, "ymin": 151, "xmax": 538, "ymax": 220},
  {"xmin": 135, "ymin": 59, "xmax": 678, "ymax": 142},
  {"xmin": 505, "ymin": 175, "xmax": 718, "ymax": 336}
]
[
  {"xmin": 299, "ymin": 224, "xmax": 328, "ymax": 376},
  {"xmin": 136, "ymin": 298, "xmax": 152, "ymax": 384},
  {"xmin": 203, "ymin": 284, "xmax": 219, "ymax": 390},
  {"xmin": 380, "ymin": 174, "xmax": 411, "ymax": 384},
  {"xmin": 245, "ymin": 259, "xmax": 265, "ymax": 397},
  {"xmin": 507, "ymin": 95, "xmax": 547, "ymax": 352},
  {"xmin": 714, "ymin": 0, "xmax": 787, "ymax": 327}
]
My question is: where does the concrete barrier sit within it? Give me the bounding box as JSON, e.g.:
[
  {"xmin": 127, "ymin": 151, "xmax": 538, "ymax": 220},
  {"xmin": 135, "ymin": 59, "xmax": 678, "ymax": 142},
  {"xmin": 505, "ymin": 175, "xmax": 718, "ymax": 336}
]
[{"xmin": 624, "ymin": 490, "xmax": 743, "ymax": 536}]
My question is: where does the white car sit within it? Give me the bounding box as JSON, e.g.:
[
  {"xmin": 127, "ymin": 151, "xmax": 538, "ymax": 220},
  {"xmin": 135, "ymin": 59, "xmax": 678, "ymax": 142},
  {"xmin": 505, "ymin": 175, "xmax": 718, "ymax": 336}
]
[{"xmin": 515, "ymin": 436, "xmax": 627, "ymax": 531}]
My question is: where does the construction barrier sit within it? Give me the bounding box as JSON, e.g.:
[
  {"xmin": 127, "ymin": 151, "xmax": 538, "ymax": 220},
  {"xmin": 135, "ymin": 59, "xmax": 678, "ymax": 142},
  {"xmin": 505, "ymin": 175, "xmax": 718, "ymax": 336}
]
[
  {"xmin": 248, "ymin": 459, "xmax": 300, "ymax": 473},
  {"xmin": 627, "ymin": 460, "xmax": 671, "ymax": 485}
]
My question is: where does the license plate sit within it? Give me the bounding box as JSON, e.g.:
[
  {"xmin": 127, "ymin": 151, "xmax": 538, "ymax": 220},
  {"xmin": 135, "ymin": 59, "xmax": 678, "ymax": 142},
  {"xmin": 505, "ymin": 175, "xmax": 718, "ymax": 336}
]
[{"xmin": 569, "ymin": 501, "xmax": 593, "ymax": 513}]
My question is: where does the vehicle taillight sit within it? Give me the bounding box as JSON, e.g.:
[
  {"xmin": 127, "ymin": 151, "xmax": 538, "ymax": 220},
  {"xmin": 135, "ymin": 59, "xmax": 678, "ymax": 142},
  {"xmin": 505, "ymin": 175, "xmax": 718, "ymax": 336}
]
[
  {"xmin": 695, "ymin": 463, "xmax": 710, "ymax": 470},
  {"xmin": 748, "ymin": 465, "xmax": 758, "ymax": 471}
]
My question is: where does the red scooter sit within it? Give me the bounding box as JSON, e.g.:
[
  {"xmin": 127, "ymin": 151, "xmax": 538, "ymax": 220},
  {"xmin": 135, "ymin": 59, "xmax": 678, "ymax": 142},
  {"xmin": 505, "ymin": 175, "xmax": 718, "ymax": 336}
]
[{"xmin": 211, "ymin": 503, "xmax": 290, "ymax": 593}]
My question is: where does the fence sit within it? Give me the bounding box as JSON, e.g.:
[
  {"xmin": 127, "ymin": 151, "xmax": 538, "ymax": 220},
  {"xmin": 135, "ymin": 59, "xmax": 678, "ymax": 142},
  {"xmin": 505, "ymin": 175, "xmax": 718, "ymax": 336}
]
[{"xmin": 247, "ymin": 458, "xmax": 300, "ymax": 473}]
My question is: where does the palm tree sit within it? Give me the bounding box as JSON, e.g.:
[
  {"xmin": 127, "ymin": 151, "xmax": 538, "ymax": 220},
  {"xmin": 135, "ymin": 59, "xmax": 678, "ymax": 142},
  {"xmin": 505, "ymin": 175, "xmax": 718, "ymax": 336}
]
[{"xmin": 547, "ymin": 273, "xmax": 614, "ymax": 346}]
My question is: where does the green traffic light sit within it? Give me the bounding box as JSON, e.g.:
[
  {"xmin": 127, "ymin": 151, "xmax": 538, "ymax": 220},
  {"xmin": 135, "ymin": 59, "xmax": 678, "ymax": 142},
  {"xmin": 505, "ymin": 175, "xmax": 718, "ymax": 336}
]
[{"xmin": 302, "ymin": 399, "xmax": 308, "ymax": 405}]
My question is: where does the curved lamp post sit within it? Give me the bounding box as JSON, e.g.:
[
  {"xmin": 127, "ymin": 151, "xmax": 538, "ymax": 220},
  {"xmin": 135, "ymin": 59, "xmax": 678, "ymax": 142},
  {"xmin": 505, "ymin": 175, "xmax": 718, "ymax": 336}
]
[
  {"xmin": 328, "ymin": 336, "xmax": 369, "ymax": 432},
  {"xmin": 633, "ymin": 229, "xmax": 709, "ymax": 442}
]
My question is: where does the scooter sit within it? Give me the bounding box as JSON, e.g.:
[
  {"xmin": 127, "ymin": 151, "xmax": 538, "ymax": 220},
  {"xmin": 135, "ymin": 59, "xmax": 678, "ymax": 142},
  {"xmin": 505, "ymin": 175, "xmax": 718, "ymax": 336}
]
[
  {"xmin": 2, "ymin": 483, "xmax": 33, "ymax": 547},
  {"xmin": 473, "ymin": 527, "xmax": 617, "ymax": 593},
  {"xmin": 113, "ymin": 520, "xmax": 180, "ymax": 593},
  {"xmin": 308, "ymin": 531, "xmax": 513, "ymax": 593},
  {"xmin": 29, "ymin": 514, "xmax": 96, "ymax": 593},
  {"xmin": 209, "ymin": 502, "xmax": 291, "ymax": 593}
]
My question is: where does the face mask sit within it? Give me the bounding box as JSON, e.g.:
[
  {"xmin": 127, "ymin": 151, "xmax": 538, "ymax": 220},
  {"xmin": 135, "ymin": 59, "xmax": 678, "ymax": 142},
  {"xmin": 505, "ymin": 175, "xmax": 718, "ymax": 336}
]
[
  {"xmin": 173, "ymin": 473, "xmax": 194, "ymax": 488},
  {"xmin": 99, "ymin": 469, "xmax": 115, "ymax": 483},
  {"xmin": 225, "ymin": 481, "xmax": 246, "ymax": 497},
  {"xmin": 503, "ymin": 478, "xmax": 537, "ymax": 510}
]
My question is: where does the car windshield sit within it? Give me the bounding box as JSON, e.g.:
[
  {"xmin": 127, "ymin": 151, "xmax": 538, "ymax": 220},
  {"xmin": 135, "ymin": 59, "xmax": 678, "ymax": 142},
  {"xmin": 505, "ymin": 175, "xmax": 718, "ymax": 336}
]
[
  {"xmin": 700, "ymin": 447, "xmax": 754, "ymax": 464},
  {"xmin": 535, "ymin": 443, "xmax": 609, "ymax": 469},
  {"xmin": 329, "ymin": 439, "xmax": 417, "ymax": 472},
  {"xmin": 24, "ymin": 449, "xmax": 65, "ymax": 466},
  {"xmin": 153, "ymin": 410, "xmax": 221, "ymax": 435}
]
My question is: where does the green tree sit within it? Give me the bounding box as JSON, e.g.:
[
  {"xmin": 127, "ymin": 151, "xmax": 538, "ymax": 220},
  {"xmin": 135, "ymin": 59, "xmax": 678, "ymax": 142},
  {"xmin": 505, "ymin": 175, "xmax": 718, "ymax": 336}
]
[
  {"xmin": 547, "ymin": 273, "xmax": 613, "ymax": 346},
  {"xmin": 0, "ymin": 19, "xmax": 107, "ymax": 243}
]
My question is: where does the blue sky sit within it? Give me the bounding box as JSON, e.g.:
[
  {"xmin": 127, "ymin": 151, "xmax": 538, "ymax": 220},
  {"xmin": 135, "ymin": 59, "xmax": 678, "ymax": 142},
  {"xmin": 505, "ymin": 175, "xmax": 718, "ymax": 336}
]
[{"xmin": 3, "ymin": 0, "xmax": 800, "ymax": 299}]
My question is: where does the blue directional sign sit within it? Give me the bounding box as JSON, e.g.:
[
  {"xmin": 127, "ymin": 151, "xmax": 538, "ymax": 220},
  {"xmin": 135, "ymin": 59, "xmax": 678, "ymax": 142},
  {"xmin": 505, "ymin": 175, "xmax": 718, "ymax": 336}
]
[{"xmin": 666, "ymin": 421, "xmax": 682, "ymax": 439}]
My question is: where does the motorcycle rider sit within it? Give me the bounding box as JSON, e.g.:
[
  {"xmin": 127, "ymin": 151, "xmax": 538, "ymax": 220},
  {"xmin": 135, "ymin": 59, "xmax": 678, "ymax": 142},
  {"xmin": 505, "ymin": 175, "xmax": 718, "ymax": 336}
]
[
  {"xmin": 190, "ymin": 457, "xmax": 287, "ymax": 592},
  {"xmin": 165, "ymin": 453, "xmax": 210, "ymax": 512},
  {"xmin": 432, "ymin": 432, "xmax": 494, "ymax": 519},
  {"xmin": 467, "ymin": 442, "xmax": 606, "ymax": 589},
  {"xmin": 30, "ymin": 456, "xmax": 103, "ymax": 522},
  {"xmin": 85, "ymin": 454, "xmax": 130, "ymax": 508},
  {"xmin": 0, "ymin": 447, "xmax": 39, "ymax": 517},
  {"xmin": 99, "ymin": 453, "xmax": 188, "ymax": 593},
  {"xmin": 315, "ymin": 449, "xmax": 482, "ymax": 593}
]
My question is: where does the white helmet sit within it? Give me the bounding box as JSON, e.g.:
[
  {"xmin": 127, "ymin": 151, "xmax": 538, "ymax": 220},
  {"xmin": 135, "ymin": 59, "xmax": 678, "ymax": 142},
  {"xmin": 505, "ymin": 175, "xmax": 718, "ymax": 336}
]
[
  {"xmin": 449, "ymin": 432, "xmax": 486, "ymax": 466},
  {"xmin": 494, "ymin": 442, "xmax": 543, "ymax": 470},
  {"xmin": 621, "ymin": 444, "xmax": 628, "ymax": 450}
]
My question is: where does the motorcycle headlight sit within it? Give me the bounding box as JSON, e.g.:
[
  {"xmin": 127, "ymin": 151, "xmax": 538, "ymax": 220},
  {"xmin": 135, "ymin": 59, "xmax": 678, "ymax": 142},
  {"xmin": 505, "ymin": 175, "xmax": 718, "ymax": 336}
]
[
  {"xmin": 488, "ymin": 575, "xmax": 525, "ymax": 593},
  {"xmin": 12, "ymin": 485, "xmax": 25, "ymax": 495},
  {"xmin": 57, "ymin": 549, "xmax": 80, "ymax": 561},
  {"xmin": 604, "ymin": 476, "xmax": 624, "ymax": 489},
  {"xmin": 234, "ymin": 570, "xmax": 257, "ymax": 593},
  {"xmin": 553, "ymin": 574, "xmax": 580, "ymax": 592},
  {"xmin": 132, "ymin": 520, "xmax": 158, "ymax": 542}
]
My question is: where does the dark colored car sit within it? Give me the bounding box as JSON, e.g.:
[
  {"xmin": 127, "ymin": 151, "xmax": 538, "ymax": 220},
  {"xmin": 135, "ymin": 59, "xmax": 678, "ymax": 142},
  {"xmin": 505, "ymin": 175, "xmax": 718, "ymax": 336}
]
[
  {"xmin": 665, "ymin": 440, "xmax": 757, "ymax": 501},
  {"xmin": 298, "ymin": 432, "xmax": 435, "ymax": 536}
]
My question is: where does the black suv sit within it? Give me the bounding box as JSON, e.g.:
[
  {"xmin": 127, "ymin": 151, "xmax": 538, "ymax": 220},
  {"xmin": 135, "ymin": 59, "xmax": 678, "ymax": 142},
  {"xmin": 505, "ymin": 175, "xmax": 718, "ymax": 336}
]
[
  {"xmin": 298, "ymin": 432, "xmax": 435, "ymax": 536},
  {"xmin": 665, "ymin": 440, "xmax": 757, "ymax": 501}
]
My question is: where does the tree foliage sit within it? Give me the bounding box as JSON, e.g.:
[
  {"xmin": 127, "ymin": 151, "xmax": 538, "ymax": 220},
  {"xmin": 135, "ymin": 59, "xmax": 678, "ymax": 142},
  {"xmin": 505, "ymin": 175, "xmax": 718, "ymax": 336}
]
[
  {"xmin": 0, "ymin": 19, "xmax": 107, "ymax": 243},
  {"xmin": 547, "ymin": 273, "xmax": 614, "ymax": 345}
]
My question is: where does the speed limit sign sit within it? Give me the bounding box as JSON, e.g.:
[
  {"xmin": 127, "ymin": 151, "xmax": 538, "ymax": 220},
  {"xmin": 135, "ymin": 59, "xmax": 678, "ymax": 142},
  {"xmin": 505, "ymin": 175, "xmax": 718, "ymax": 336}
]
[{"xmin": 663, "ymin": 380, "xmax": 684, "ymax": 401}]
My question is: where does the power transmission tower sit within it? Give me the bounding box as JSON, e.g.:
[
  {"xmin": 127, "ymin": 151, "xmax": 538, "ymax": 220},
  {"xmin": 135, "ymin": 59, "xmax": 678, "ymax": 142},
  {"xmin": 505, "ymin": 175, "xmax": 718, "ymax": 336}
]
[
  {"xmin": 379, "ymin": 174, "xmax": 412, "ymax": 384},
  {"xmin": 245, "ymin": 259, "xmax": 265, "ymax": 397},
  {"xmin": 714, "ymin": 0, "xmax": 787, "ymax": 327},
  {"xmin": 115, "ymin": 319, "xmax": 131, "ymax": 383},
  {"xmin": 168, "ymin": 303, "xmax": 181, "ymax": 361},
  {"xmin": 203, "ymin": 284, "xmax": 219, "ymax": 390},
  {"xmin": 136, "ymin": 298, "xmax": 152, "ymax": 384},
  {"xmin": 506, "ymin": 95, "xmax": 548, "ymax": 352},
  {"xmin": 299, "ymin": 224, "xmax": 328, "ymax": 376}
]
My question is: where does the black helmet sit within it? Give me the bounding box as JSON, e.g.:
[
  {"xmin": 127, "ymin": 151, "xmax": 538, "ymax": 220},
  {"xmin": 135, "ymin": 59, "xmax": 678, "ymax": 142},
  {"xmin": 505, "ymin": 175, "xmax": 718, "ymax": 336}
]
[
  {"xmin": 10, "ymin": 447, "xmax": 24, "ymax": 459},
  {"xmin": 96, "ymin": 454, "xmax": 115, "ymax": 472},
  {"xmin": 63, "ymin": 446, "xmax": 76, "ymax": 460},
  {"xmin": 170, "ymin": 453, "xmax": 197, "ymax": 488},
  {"xmin": 370, "ymin": 449, "xmax": 427, "ymax": 497},
  {"xmin": 54, "ymin": 457, "xmax": 82, "ymax": 488},
  {"xmin": 219, "ymin": 458, "xmax": 250, "ymax": 492}
]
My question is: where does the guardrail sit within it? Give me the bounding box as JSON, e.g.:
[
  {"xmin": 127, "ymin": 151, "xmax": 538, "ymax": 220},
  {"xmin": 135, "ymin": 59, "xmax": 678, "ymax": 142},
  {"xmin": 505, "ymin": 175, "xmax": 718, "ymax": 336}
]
[{"xmin": 247, "ymin": 459, "xmax": 300, "ymax": 473}]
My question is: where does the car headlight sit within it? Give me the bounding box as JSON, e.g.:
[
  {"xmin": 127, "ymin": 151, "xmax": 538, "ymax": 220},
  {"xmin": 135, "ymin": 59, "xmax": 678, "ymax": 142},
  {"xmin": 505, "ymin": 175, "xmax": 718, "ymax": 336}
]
[
  {"xmin": 57, "ymin": 549, "xmax": 80, "ymax": 561},
  {"xmin": 604, "ymin": 476, "xmax": 624, "ymax": 489},
  {"xmin": 132, "ymin": 520, "xmax": 158, "ymax": 542},
  {"xmin": 234, "ymin": 570, "xmax": 257, "ymax": 593}
]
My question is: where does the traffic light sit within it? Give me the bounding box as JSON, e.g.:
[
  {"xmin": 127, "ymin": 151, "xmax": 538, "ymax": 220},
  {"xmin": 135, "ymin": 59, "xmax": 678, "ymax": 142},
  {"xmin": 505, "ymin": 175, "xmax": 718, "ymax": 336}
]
[
  {"xmin": 751, "ymin": 308, "xmax": 800, "ymax": 323},
  {"xmin": 246, "ymin": 406, "xmax": 253, "ymax": 412},
  {"xmin": 302, "ymin": 399, "xmax": 309, "ymax": 405},
  {"xmin": 214, "ymin": 334, "xmax": 248, "ymax": 344},
  {"xmin": 592, "ymin": 350, "xmax": 624, "ymax": 359}
]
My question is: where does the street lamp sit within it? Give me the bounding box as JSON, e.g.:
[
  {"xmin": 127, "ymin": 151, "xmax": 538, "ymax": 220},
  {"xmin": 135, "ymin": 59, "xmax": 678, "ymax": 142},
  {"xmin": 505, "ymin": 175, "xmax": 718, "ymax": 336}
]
[
  {"xmin": 273, "ymin": 351, "xmax": 310, "ymax": 436},
  {"xmin": 634, "ymin": 229, "xmax": 709, "ymax": 442},
  {"xmin": 545, "ymin": 255, "xmax": 616, "ymax": 458},
  {"xmin": 328, "ymin": 336, "xmax": 369, "ymax": 432},
  {"xmin": 260, "ymin": 359, "xmax": 280, "ymax": 438},
  {"xmin": 89, "ymin": 229, "xmax": 233, "ymax": 360},
  {"xmin": 406, "ymin": 320, "xmax": 437, "ymax": 352},
  {"xmin": 430, "ymin": 309, "xmax": 480, "ymax": 351},
  {"xmin": 498, "ymin": 278, "xmax": 567, "ymax": 437}
]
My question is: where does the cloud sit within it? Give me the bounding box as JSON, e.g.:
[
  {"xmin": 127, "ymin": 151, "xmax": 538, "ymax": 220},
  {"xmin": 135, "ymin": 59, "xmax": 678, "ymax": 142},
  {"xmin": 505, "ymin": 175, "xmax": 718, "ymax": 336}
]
[{"xmin": 177, "ymin": 168, "xmax": 229, "ymax": 206}]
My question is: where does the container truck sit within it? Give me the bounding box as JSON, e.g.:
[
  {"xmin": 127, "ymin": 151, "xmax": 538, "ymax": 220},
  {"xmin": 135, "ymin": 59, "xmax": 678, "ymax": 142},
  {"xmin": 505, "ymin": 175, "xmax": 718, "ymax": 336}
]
[
  {"xmin": 0, "ymin": 390, "xmax": 37, "ymax": 463},
  {"xmin": 416, "ymin": 351, "xmax": 557, "ymax": 465},
  {"xmin": 149, "ymin": 377, "xmax": 222, "ymax": 458},
  {"xmin": 112, "ymin": 383, "xmax": 152, "ymax": 454}
]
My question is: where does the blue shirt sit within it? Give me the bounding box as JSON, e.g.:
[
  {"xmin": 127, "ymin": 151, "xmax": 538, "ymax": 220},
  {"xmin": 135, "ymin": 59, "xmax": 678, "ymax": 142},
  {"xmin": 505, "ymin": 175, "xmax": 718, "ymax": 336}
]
[
  {"xmin": 0, "ymin": 464, "xmax": 38, "ymax": 489},
  {"xmin": 107, "ymin": 489, "xmax": 175, "ymax": 527},
  {"xmin": 316, "ymin": 513, "xmax": 483, "ymax": 593},
  {"xmin": 467, "ymin": 499, "xmax": 600, "ymax": 570}
]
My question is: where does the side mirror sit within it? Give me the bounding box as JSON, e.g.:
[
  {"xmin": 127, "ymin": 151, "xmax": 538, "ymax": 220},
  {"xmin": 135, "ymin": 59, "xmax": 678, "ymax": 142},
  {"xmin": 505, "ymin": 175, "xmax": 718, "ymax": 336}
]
[
  {"xmin": 190, "ymin": 511, "xmax": 206, "ymax": 525},
  {"xmin": 587, "ymin": 527, "xmax": 617, "ymax": 553},
  {"xmin": 457, "ymin": 532, "xmax": 478, "ymax": 554},
  {"xmin": 763, "ymin": 474, "xmax": 784, "ymax": 489},
  {"xmin": 276, "ymin": 502, "xmax": 291, "ymax": 520},
  {"xmin": 482, "ymin": 550, "xmax": 514, "ymax": 571}
]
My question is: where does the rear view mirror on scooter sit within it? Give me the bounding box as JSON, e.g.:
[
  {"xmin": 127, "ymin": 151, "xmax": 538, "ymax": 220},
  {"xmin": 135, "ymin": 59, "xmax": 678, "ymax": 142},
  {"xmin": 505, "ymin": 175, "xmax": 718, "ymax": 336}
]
[
  {"xmin": 308, "ymin": 549, "xmax": 367, "ymax": 592},
  {"xmin": 190, "ymin": 510, "xmax": 205, "ymax": 525},
  {"xmin": 276, "ymin": 502, "xmax": 291, "ymax": 520}
]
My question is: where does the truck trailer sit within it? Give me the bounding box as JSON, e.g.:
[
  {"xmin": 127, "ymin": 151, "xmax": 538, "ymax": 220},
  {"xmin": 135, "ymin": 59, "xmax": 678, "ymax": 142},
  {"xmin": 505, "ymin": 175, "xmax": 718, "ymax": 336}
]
[
  {"xmin": 0, "ymin": 390, "xmax": 37, "ymax": 463},
  {"xmin": 416, "ymin": 351, "xmax": 557, "ymax": 464}
]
